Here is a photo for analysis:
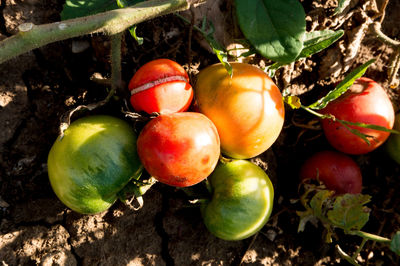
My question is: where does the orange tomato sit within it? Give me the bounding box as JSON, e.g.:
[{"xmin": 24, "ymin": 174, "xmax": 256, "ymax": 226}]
[{"xmin": 195, "ymin": 63, "xmax": 285, "ymax": 159}]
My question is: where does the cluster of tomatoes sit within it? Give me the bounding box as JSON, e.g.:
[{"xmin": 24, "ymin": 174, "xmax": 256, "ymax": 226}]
[
  {"xmin": 47, "ymin": 59, "xmax": 399, "ymax": 241},
  {"xmin": 300, "ymin": 77, "xmax": 398, "ymax": 195},
  {"xmin": 48, "ymin": 59, "xmax": 284, "ymax": 240}
]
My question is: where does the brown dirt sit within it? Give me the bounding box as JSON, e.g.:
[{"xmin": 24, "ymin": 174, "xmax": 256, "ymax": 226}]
[{"xmin": 1, "ymin": 0, "xmax": 400, "ymax": 265}]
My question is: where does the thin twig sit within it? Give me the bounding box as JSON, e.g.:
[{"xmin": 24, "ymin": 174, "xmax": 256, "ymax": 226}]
[
  {"xmin": 379, "ymin": 0, "xmax": 390, "ymax": 24},
  {"xmin": 239, "ymin": 233, "xmax": 259, "ymax": 265}
]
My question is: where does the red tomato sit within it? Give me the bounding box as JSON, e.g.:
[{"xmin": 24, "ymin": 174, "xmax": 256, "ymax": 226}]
[
  {"xmin": 128, "ymin": 59, "xmax": 193, "ymax": 114},
  {"xmin": 300, "ymin": 150, "xmax": 362, "ymax": 194},
  {"xmin": 137, "ymin": 112, "xmax": 220, "ymax": 187},
  {"xmin": 321, "ymin": 77, "xmax": 395, "ymax": 154}
]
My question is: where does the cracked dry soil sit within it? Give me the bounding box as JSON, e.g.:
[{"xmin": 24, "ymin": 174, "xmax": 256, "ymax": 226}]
[{"xmin": 1, "ymin": 0, "xmax": 400, "ymax": 265}]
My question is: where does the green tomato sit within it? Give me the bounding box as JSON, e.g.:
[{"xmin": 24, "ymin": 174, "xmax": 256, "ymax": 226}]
[
  {"xmin": 201, "ymin": 160, "xmax": 274, "ymax": 240},
  {"xmin": 386, "ymin": 113, "xmax": 400, "ymax": 164},
  {"xmin": 47, "ymin": 115, "xmax": 143, "ymax": 214}
]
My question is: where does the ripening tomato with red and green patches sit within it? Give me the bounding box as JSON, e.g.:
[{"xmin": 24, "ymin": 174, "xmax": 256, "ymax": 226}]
[
  {"xmin": 128, "ymin": 58, "xmax": 193, "ymax": 114},
  {"xmin": 195, "ymin": 62, "xmax": 285, "ymax": 159},
  {"xmin": 300, "ymin": 150, "xmax": 362, "ymax": 194},
  {"xmin": 321, "ymin": 77, "xmax": 395, "ymax": 155},
  {"xmin": 137, "ymin": 112, "xmax": 220, "ymax": 187}
]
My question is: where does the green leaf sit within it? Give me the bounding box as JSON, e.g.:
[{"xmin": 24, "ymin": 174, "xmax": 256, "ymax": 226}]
[
  {"xmin": 235, "ymin": 0, "xmax": 306, "ymax": 63},
  {"xmin": 61, "ymin": 0, "xmax": 118, "ymax": 20},
  {"xmin": 300, "ymin": 30, "xmax": 344, "ymax": 58},
  {"xmin": 334, "ymin": 0, "xmax": 351, "ymax": 15},
  {"xmin": 307, "ymin": 59, "xmax": 375, "ymax": 110},
  {"xmin": 339, "ymin": 120, "xmax": 400, "ymax": 135},
  {"xmin": 390, "ymin": 231, "xmax": 400, "ymax": 255},
  {"xmin": 116, "ymin": 0, "xmax": 145, "ymax": 45},
  {"xmin": 310, "ymin": 190, "xmax": 334, "ymax": 218},
  {"xmin": 265, "ymin": 29, "xmax": 343, "ymax": 73},
  {"xmin": 327, "ymin": 194, "xmax": 371, "ymax": 232}
]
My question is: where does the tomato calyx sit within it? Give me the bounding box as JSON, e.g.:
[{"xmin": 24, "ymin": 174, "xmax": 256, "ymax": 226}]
[{"xmin": 130, "ymin": 75, "xmax": 189, "ymax": 95}]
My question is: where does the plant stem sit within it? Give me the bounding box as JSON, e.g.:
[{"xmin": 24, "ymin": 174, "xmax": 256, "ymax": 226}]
[
  {"xmin": 352, "ymin": 238, "xmax": 367, "ymax": 260},
  {"xmin": 351, "ymin": 230, "xmax": 391, "ymax": 243},
  {"xmin": 110, "ymin": 32, "xmax": 123, "ymax": 99},
  {"xmin": 0, "ymin": 0, "xmax": 193, "ymax": 64},
  {"xmin": 300, "ymin": 105, "xmax": 327, "ymax": 119},
  {"xmin": 336, "ymin": 244, "xmax": 360, "ymax": 266}
]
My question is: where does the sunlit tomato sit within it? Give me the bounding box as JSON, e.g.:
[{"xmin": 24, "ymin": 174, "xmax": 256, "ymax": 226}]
[
  {"xmin": 195, "ymin": 62, "xmax": 285, "ymax": 159},
  {"xmin": 321, "ymin": 77, "xmax": 395, "ymax": 154},
  {"xmin": 47, "ymin": 115, "xmax": 143, "ymax": 214},
  {"xmin": 201, "ymin": 160, "xmax": 274, "ymax": 240},
  {"xmin": 300, "ymin": 150, "xmax": 362, "ymax": 194},
  {"xmin": 385, "ymin": 113, "xmax": 400, "ymax": 164},
  {"xmin": 137, "ymin": 112, "xmax": 220, "ymax": 187},
  {"xmin": 128, "ymin": 58, "xmax": 193, "ymax": 114}
]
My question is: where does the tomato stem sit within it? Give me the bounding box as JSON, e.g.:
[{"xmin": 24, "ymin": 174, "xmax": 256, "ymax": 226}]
[
  {"xmin": 0, "ymin": 0, "xmax": 196, "ymax": 64},
  {"xmin": 110, "ymin": 32, "xmax": 123, "ymax": 99}
]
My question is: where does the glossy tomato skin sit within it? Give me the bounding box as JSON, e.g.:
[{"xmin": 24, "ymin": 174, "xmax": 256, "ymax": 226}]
[
  {"xmin": 321, "ymin": 77, "xmax": 395, "ymax": 154},
  {"xmin": 47, "ymin": 115, "xmax": 143, "ymax": 214},
  {"xmin": 195, "ymin": 62, "xmax": 285, "ymax": 159},
  {"xmin": 385, "ymin": 114, "xmax": 400, "ymax": 164},
  {"xmin": 201, "ymin": 160, "xmax": 274, "ymax": 240},
  {"xmin": 137, "ymin": 112, "xmax": 220, "ymax": 187},
  {"xmin": 128, "ymin": 59, "xmax": 193, "ymax": 114},
  {"xmin": 300, "ymin": 150, "xmax": 362, "ymax": 194}
]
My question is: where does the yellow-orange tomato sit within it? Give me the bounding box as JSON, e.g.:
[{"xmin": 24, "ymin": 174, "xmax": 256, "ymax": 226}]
[{"xmin": 195, "ymin": 63, "xmax": 285, "ymax": 159}]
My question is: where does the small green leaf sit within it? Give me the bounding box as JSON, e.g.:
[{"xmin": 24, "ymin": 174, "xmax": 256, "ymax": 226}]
[
  {"xmin": 308, "ymin": 59, "xmax": 375, "ymax": 110},
  {"xmin": 116, "ymin": 0, "xmax": 145, "ymax": 45},
  {"xmin": 339, "ymin": 120, "xmax": 400, "ymax": 134},
  {"xmin": 235, "ymin": 0, "xmax": 306, "ymax": 63},
  {"xmin": 390, "ymin": 231, "xmax": 400, "ymax": 255},
  {"xmin": 61, "ymin": 0, "xmax": 118, "ymax": 20},
  {"xmin": 300, "ymin": 30, "xmax": 344, "ymax": 58},
  {"xmin": 310, "ymin": 190, "xmax": 334, "ymax": 218},
  {"xmin": 283, "ymin": 96, "xmax": 301, "ymax": 109},
  {"xmin": 327, "ymin": 194, "xmax": 371, "ymax": 232},
  {"xmin": 177, "ymin": 15, "xmax": 232, "ymax": 77},
  {"xmin": 334, "ymin": 0, "xmax": 351, "ymax": 15},
  {"xmin": 337, "ymin": 120, "xmax": 372, "ymax": 146}
]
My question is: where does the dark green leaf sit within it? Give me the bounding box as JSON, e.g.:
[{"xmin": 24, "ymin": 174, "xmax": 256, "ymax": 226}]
[
  {"xmin": 335, "ymin": 0, "xmax": 351, "ymax": 15},
  {"xmin": 61, "ymin": 0, "xmax": 118, "ymax": 20},
  {"xmin": 327, "ymin": 194, "xmax": 371, "ymax": 232},
  {"xmin": 300, "ymin": 30, "xmax": 344, "ymax": 58},
  {"xmin": 390, "ymin": 231, "xmax": 400, "ymax": 255},
  {"xmin": 265, "ymin": 29, "xmax": 343, "ymax": 73},
  {"xmin": 307, "ymin": 59, "xmax": 375, "ymax": 110},
  {"xmin": 235, "ymin": 0, "xmax": 306, "ymax": 63}
]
